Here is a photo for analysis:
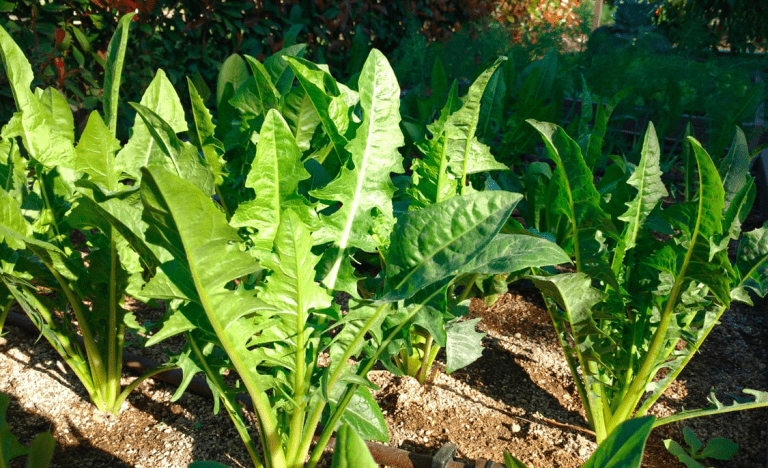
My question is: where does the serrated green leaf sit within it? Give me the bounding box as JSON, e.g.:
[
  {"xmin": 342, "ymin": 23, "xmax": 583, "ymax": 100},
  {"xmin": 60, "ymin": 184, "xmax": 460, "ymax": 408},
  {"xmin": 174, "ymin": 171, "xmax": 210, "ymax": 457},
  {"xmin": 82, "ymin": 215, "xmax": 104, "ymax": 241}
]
[
  {"xmin": 384, "ymin": 190, "xmax": 521, "ymax": 301},
  {"xmin": 310, "ymin": 49, "xmax": 404, "ymax": 290},
  {"xmin": 36, "ymin": 87, "xmax": 75, "ymax": 144},
  {"xmin": 116, "ymin": 70, "xmax": 187, "ymax": 180},
  {"xmin": 0, "ymin": 190, "xmax": 33, "ymax": 248},
  {"xmin": 445, "ymin": 57, "xmax": 508, "ymax": 187},
  {"xmin": 618, "ymin": 123, "xmax": 667, "ymax": 251},
  {"xmin": 230, "ymin": 109, "xmax": 312, "ymax": 251},
  {"xmin": 129, "ymin": 103, "xmax": 214, "ymax": 196},
  {"xmin": 75, "ymin": 111, "xmax": 121, "ymax": 192},
  {"xmin": 187, "ymin": 78, "xmax": 226, "ymax": 186},
  {"xmin": 264, "ymin": 43, "xmax": 307, "ymax": 96},
  {"xmin": 528, "ymin": 120, "xmax": 618, "ymax": 289},
  {"xmin": 733, "ymin": 224, "xmax": 768, "ymax": 301},
  {"xmin": 445, "ymin": 318, "xmax": 484, "ymax": 373},
  {"xmin": 244, "ymin": 55, "xmax": 280, "ymax": 112},
  {"xmin": 282, "ymin": 85, "xmax": 321, "ymax": 151}
]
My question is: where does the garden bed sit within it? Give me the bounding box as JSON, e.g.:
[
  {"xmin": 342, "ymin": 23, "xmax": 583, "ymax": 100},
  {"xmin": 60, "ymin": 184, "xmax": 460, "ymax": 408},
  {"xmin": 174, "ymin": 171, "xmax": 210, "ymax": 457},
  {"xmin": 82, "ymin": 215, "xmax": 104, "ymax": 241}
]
[{"xmin": 1, "ymin": 284, "xmax": 765, "ymax": 468}]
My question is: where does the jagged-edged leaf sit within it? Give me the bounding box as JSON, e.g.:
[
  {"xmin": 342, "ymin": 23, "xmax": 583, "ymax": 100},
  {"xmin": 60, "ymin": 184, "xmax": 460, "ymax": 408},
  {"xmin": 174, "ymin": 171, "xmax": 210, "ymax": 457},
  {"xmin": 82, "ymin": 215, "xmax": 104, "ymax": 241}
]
[
  {"xmin": 75, "ymin": 111, "xmax": 121, "ymax": 192},
  {"xmin": 733, "ymin": 224, "xmax": 768, "ymax": 302},
  {"xmin": 384, "ymin": 190, "xmax": 522, "ymax": 301},
  {"xmin": 244, "ymin": 55, "xmax": 280, "ymax": 112},
  {"xmin": 130, "ymin": 103, "xmax": 214, "ymax": 195},
  {"xmin": 528, "ymin": 120, "xmax": 618, "ymax": 289},
  {"xmin": 408, "ymin": 81, "xmax": 461, "ymax": 208},
  {"xmin": 310, "ymin": 49, "xmax": 404, "ymax": 290},
  {"xmin": 330, "ymin": 424, "xmax": 378, "ymax": 468},
  {"xmin": 116, "ymin": 70, "xmax": 187, "ymax": 179},
  {"xmin": 258, "ymin": 209, "xmax": 332, "ymax": 369},
  {"xmin": 0, "ymin": 26, "xmax": 76, "ymax": 169},
  {"xmin": 676, "ymin": 139, "xmax": 731, "ymax": 304},
  {"xmin": 103, "ymin": 13, "xmax": 135, "ymax": 135},
  {"xmin": 445, "ymin": 57, "xmax": 508, "ymax": 185},
  {"xmin": 658, "ymin": 389, "xmax": 768, "ymax": 425},
  {"xmin": 285, "ymin": 56, "xmax": 350, "ymax": 162},
  {"xmin": 445, "ymin": 318, "xmax": 484, "ymax": 373},
  {"xmin": 140, "ymin": 167, "xmax": 277, "ymax": 399},
  {"xmin": 582, "ymin": 416, "xmax": 655, "ymax": 468},
  {"xmin": 187, "ymin": 78, "xmax": 226, "ymax": 186},
  {"xmin": 230, "ymin": 110, "xmax": 312, "ymax": 251},
  {"xmin": 456, "ymin": 233, "xmax": 571, "ymax": 275},
  {"xmin": 617, "ymin": 123, "xmax": 667, "ymax": 251}
]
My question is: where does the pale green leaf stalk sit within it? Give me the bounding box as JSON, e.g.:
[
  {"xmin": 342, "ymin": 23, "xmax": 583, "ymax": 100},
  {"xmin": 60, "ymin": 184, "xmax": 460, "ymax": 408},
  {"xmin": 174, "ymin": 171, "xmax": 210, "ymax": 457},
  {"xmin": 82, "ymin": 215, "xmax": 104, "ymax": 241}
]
[{"xmin": 309, "ymin": 49, "xmax": 404, "ymax": 291}]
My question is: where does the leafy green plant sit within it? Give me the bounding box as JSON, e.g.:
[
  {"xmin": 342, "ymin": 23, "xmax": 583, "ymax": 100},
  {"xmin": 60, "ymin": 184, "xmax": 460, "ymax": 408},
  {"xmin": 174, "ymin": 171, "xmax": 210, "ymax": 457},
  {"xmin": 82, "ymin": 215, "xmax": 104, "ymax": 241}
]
[
  {"xmin": 664, "ymin": 427, "xmax": 739, "ymax": 468},
  {"xmin": 504, "ymin": 416, "xmax": 656, "ymax": 468},
  {"xmin": 0, "ymin": 393, "xmax": 55, "ymax": 468},
  {"xmin": 526, "ymin": 119, "xmax": 768, "ymax": 443},
  {"xmin": 0, "ymin": 15, "xmax": 177, "ymax": 414}
]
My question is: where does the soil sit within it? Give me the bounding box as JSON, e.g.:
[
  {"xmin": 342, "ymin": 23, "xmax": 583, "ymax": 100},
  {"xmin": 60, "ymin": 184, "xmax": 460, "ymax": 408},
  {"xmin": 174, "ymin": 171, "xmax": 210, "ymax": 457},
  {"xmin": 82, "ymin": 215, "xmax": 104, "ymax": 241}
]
[{"xmin": 0, "ymin": 282, "xmax": 766, "ymax": 468}]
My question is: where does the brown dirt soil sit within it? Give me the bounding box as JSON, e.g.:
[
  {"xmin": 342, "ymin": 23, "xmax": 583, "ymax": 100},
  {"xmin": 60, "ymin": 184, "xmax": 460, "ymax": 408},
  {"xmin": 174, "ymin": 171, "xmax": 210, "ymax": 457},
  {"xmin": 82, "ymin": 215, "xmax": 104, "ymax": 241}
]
[{"xmin": 0, "ymin": 282, "xmax": 766, "ymax": 468}]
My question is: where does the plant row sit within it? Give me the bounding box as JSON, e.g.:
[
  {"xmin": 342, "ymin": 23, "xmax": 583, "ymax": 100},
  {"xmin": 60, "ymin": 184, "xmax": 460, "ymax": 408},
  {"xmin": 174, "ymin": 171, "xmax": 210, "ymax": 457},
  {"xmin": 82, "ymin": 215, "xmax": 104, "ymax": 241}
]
[{"xmin": 1, "ymin": 13, "xmax": 767, "ymax": 468}]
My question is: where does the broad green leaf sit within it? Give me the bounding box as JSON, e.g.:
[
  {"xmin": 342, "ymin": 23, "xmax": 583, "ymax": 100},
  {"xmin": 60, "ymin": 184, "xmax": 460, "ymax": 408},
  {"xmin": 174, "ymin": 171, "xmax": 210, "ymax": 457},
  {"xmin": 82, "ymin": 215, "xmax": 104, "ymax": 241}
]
[
  {"xmin": 36, "ymin": 88, "xmax": 75, "ymax": 144},
  {"xmin": 445, "ymin": 57, "xmax": 508, "ymax": 187},
  {"xmin": 733, "ymin": 224, "xmax": 768, "ymax": 302},
  {"xmin": 263, "ymin": 43, "xmax": 307, "ymax": 96},
  {"xmin": 0, "ymin": 26, "xmax": 76, "ymax": 169},
  {"xmin": 385, "ymin": 190, "xmax": 522, "ymax": 301},
  {"xmin": 116, "ymin": 70, "xmax": 187, "ymax": 180},
  {"xmin": 75, "ymin": 111, "xmax": 121, "ymax": 192},
  {"xmin": 664, "ymin": 440, "xmax": 706, "ymax": 468},
  {"xmin": 445, "ymin": 318, "xmax": 484, "ymax": 373},
  {"xmin": 528, "ymin": 273, "xmax": 606, "ymax": 363},
  {"xmin": 528, "ymin": 120, "xmax": 618, "ymax": 289},
  {"xmin": 216, "ymin": 54, "xmax": 249, "ymax": 109},
  {"xmin": 140, "ymin": 167, "xmax": 277, "ymax": 400},
  {"xmin": 330, "ymin": 424, "xmax": 377, "ymax": 468},
  {"xmin": 330, "ymin": 386, "xmax": 388, "ymax": 442},
  {"xmin": 103, "ymin": 13, "xmax": 135, "ymax": 135},
  {"xmin": 683, "ymin": 426, "xmax": 702, "ymax": 453},
  {"xmin": 0, "ymin": 190, "xmax": 33, "ymax": 248},
  {"xmin": 582, "ymin": 416, "xmax": 655, "ymax": 468},
  {"xmin": 282, "ymin": 85, "xmax": 321, "ymax": 152},
  {"xmin": 310, "ymin": 49, "xmax": 404, "ymax": 290},
  {"xmin": 456, "ymin": 233, "xmax": 571, "ymax": 275},
  {"xmin": 130, "ymin": 103, "xmax": 214, "ymax": 196},
  {"xmin": 0, "ymin": 138, "xmax": 25, "ymax": 198},
  {"xmin": 699, "ymin": 438, "xmax": 738, "ymax": 460},
  {"xmin": 617, "ymin": 123, "xmax": 667, "ymax": 252},
  {"xmin": 187, "ymin": 78, "xmax": 226, "ymax": 186},
  {"xmin": 408, "ymin": 82, "xmax": 461, "ymax": 208},
  {"xmin": 718, "ymin": 127, "xmax": 751, "ymax": 212},
  {"xmin": 230, "ymin": 110, "xmax": 312, "ymax": 252}
]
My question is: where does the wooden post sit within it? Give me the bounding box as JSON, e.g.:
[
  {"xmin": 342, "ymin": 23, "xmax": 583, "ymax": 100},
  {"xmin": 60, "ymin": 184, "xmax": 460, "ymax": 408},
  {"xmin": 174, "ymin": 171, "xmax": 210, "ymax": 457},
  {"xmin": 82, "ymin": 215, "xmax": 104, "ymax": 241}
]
[{"xmin": 592, "ymin": 0, "xmax": 604, "ymax": 31}]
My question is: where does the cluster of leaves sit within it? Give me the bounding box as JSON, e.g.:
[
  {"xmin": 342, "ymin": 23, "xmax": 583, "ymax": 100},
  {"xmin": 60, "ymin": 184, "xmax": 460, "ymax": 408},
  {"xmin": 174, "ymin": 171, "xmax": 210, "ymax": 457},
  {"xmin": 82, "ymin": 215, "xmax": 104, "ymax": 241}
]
[
  {"xmin": 664, "ymin": 427, "xmax": 739, "ymax": 468},
  {"xmin": 524, "ymin": 118, "xmax": 768, "ymax": 442},
  {"xmin": 0, "ymin": 12, "xmax": 573, "ymax": 468}
]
